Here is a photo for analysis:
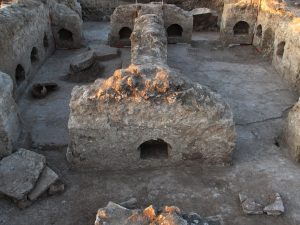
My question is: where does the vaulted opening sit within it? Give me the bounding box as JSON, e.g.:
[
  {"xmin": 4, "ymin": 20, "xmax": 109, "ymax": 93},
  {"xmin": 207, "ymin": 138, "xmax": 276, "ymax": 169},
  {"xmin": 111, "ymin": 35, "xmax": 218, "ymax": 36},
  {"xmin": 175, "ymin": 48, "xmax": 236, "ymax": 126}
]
[
  {"xmin": 15, "ymin": 64, "xmax": 25, "ymax": 86},
  {"xmin": 277, "ymin": 41, "xmax": 286, "ymax": 58},
  {"xmin": 139, "ymin": 139, "xmax": 170, "ymax": 159},
  {"xmin": 119, "ymin": 27, "xmax": 132, "ymax": 40},
  {"xmin": 167, "ymin": 24, "xmax": 183, "ymax": 37},
  {"xmin": 43, "ymin": 33, "xmax": 49, "ymax": 48},
  {"xmin": 233, "ymin": 21, "xmax": 249, "ymax": 35},
  {"xmin": 58, "ymin": 28, "xmax": 73, "ymax": 41},
  {"xmin": 256, "ymin": 24, "xmax": 262, "ymax": 37},
  {"xmin": 261, "ymin": 28, "xmax": 275, "ymax": 57},
  {"xmin": 30, "ymin": 47, "xmax": 39, "ymax": 64},
  {"xmin": 193, "ymin": 13, "xmax": 218, "ymax": 32}
]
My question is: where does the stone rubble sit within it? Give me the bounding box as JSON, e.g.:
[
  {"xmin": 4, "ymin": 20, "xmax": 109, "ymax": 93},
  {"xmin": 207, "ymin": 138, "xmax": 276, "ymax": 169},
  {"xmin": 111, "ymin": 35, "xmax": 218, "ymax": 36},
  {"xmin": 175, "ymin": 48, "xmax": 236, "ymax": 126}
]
[
  {"xmin": 119, "ymin": 197, "xmax": 138, "ymax": 209},
  {"xmin": 95, "ymin": 202, "xmax": 223, "ymax": 225},
  {"xmin": 68, "ymin": 45, "xmax": 120, "ymax": 82},
  {"xmin": 263, "ymin": 193, "xmax": 285, "ymax": 216},
  {"xmin": 0, "ymin": 149, "xmax": 63, "ymax": 208},
  {"xmin": 48, "ymin": 180, "xmax": 65, "ymax": 196},
  {"xmin": 239, "ymin": 193, "xmax": 284, "ymax": 216},
  {"xmin": 28, "ymin": 166, "xmax": 59, "ymax": 201},
  {"xmin": 239, "ymin": 193, "xmax": 264, "ymax": 215},
  {"xmin": 0, "ymin": 149, "xmax": 46, "ymax": 201}
]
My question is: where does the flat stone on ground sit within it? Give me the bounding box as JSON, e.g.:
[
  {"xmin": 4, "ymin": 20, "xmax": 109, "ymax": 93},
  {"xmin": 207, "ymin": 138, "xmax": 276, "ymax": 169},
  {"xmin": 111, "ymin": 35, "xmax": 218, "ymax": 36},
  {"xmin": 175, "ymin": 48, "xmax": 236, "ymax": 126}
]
[
  {"xmin": 264, "ymin": 193, "xmax": 285, "ymax": 216},
  {"xmin": 28, "ymin": 166, "xmax": 59, "ymax": 201},
  {"xmin": 239, "ymin": 193, "xmax": 264, "ymax": 215},
  {"xmin": 88, "ymin": 44, "xmax": 120, "ymax": 61},
  {"xmin": 0, "ymin": 149, "xmax": 46, "ymax": 200},
  {"xmin": 70, "ymin": 50, "xmax": 95, "ymax": 73}
]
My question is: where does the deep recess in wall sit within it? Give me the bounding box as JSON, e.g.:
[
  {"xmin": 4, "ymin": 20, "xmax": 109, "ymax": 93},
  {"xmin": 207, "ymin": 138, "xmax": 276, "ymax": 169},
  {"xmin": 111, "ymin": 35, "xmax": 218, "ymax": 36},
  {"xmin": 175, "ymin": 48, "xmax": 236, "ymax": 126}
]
[
  {"xmin": 277, "ymin": 41, "xmax": 286, "ymax": 58},
  {"xmin": 30, "ymin": 47, "xmax": 39, "ymax": 64},
  {"xmin": 139, "ymin": 139, "xmax": 170, "ymax": 160},
  {"xmin": 58, "ymin": 28, "xmax": 73, "ymax": 41},
  {"xmin": 43, "ymin": 34, "xmax": 49, "ymax": 48},
  {"xmin": 256, "ymin": 24, "xmax": 262, "ymax": 37},
  {"xmin": 167, "ymin": 24, "xmax": 183, "ymax": 37},
  {"xmin": 119, "ymin": 27, "xmax": 132, "ymax": 40},
  {"xmin": 233, "ymin": 21, "xmax": 249, "ymax": 35},
  {"xmin": 15, "ymin": 64, "xmax": 25, "ymax": 86}
]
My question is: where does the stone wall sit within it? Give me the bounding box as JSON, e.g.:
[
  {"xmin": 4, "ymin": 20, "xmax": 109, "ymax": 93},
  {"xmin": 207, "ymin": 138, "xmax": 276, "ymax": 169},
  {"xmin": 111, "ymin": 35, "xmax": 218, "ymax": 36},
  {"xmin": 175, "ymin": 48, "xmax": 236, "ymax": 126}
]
[
  {"xmin": 220, "ymin": 0, "xmax": 258, "ymax": 44},
  {"xmin": 108, "ymin": 3, "xmax": 193, "ymax": 47},
  {"xmin": 67, "ymin": 3, "xmax": 235, "ymax": 170},
  {"xmin": 50, "ymin": 0, "xmax": 83, "ymax": 49},
  {"xmin": 0, "ymin": 72, "xmax": 21, "ymax": 159},
  {"xmin": 220, "ymin": 0, "xmax": 300, "ymax": 93},
  {"xmin": 284, "ymin": 99, "xmax": 300, "ymax": 162},
  {"xmin": 79, "ymin": 0, "xmax": 225, "ymax": 21},
  {"xmin": 0, "ymin": 0, "xmax": 83, "ymax": 98},
  {"xmin": 0, "ymin": 1, "xmax": 55, "ymax": 98},
  {"xmin": 252, "ymin": 0, "xmax": 300, "ymax": 93}
]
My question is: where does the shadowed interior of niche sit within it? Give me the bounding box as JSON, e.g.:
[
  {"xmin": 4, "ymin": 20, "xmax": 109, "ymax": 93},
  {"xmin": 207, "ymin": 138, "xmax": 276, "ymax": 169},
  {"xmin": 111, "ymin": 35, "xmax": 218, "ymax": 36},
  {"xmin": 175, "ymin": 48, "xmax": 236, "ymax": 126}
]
[{"xmin": 139, "ymin": 139, "xmax": 170, "ymax": 159}]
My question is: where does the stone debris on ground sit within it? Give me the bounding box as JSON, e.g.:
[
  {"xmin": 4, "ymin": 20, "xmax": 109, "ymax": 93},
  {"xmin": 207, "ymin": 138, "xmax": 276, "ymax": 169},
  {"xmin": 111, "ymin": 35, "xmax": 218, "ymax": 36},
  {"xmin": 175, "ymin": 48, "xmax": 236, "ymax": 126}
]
[
  {"xmin": 69, "ymin": 45, "xmax": 120, "ymax": 73},
  {"xmin": 68, "ymin": 45, "xmax": 120, "ymax": 82},
  {"xmin": 239, "ymin": 193, "xmax": 284, "ymax": 216},
  {"xmin": 239, "ymin": 193, "xmax": 264, "ymax": 215},
  {"xmin": 95, "ymin": 201, "xmax": 223, "ymax": 225},
  {"xmin": 263, "ymin": 193, "xmax": 285, "ymax": 216},
  {"xmin": 0, "ymin": 149, "xmax": 46, "ymax": 201},
  {"xmin": 28, "ymin": 166, "xmax": 59, "ymax": 201},
  {"xmin": 48, "ymin": 180, "xmax": 65, "ymax": 196},
  {"xmin": 88, "ymin": 44, "xmax": 120, "ymax": 61},
  {"xmin": 70, "ymin": 50, "xmax": 95, "ymax": 73},
  {"xmin": 0, "ymin": 149, "xmax": 63, "ymax": 208},
  {"xmin": 119, "ymin": 197, "xmax": 138, "ymax": 209}
]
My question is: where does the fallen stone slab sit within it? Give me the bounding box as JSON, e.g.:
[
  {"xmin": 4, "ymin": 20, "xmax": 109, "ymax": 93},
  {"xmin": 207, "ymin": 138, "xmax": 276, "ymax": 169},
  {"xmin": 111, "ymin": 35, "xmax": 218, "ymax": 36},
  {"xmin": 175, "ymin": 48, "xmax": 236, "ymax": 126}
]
[
  {"xmin": 0, "ymin": 149, "xmax": 46, "ymax": 200},
  {"xmin": 264, "ymin": 193, "xmax": 284, "ymax": 216},
  {"xmin": 28, "ymin": 166, "xmax": 59, "ymax": 201},
  {"xmin": 70, "ymin": 50, "xmax": 95, "ymax": 73},
  {"xmin": 119, "ymin": 197, "xmax": 137, "ymax": 209},
  {"xmin": 88, "ymin": 44, "xmax": 120, "ymax": 61},
  {"xmin": 239, "ymin": 193, "xmax": 264, "ymax": 215}
]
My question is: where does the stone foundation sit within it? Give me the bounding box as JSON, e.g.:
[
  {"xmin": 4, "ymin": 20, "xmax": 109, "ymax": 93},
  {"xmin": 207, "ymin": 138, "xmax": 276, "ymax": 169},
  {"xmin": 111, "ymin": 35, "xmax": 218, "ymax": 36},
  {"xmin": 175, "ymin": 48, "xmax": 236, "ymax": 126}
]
[
  {"xmin": 0, "ymin": 0, "xmax": 83, "ymax": 97},
  {"xmin": 67, "ymin": 4, "xmax": 235, "ymax": 170}
]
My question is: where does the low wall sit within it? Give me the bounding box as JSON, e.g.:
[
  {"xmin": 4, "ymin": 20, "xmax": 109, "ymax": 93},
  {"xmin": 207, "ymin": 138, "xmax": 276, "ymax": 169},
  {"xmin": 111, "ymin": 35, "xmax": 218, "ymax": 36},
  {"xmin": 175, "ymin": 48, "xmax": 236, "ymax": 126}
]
[
  {"xmin": 0, "ymin": 1, "xmax": 55, "ymax": 98},
  {"xmin": 0, "ymin": 0, "xmax": 83, "ymax": 98}
]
